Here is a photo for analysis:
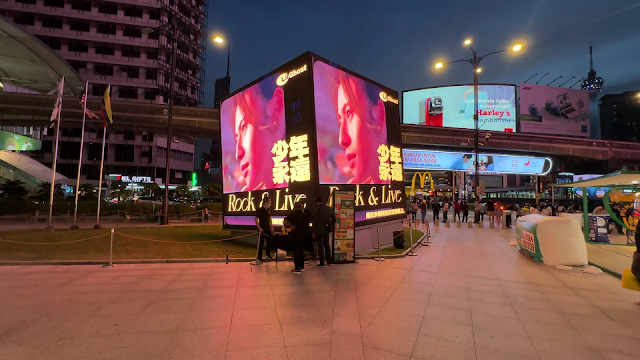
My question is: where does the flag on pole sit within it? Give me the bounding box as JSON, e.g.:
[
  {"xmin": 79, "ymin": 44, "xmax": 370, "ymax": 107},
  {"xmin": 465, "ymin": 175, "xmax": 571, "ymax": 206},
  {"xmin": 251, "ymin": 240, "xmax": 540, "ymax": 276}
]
[
  {"xmin": 49, "ymin": 77, "xmax": 65, "ymax": 127},
  {"xmin": 100, "ymin": 85, "xmax": 113, "ymax": 127},
  {"xmin": 79, "ymin": 89, "xmax": 99, "ymax": 119}
]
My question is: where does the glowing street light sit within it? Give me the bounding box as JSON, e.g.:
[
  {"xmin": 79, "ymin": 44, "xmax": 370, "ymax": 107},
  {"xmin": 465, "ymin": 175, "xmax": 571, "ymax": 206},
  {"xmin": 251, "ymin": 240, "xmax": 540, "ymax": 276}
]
[
  {"xmin": 464, "ymin": 39, "xmax": 472, "ymax": 45},
  {"xmin": 476, "ymin": 68, "xmax": 482, "ymax": 73},
  {"xmin": 212, "ymin": 35, "xmax": 224, "ymax": 44},
  {"xmin": 512, "ymin": 44, "xmax": 523, "ymax": 52},
  {"xmin": 435, "ymin": 62, "xmax": 443, "ymax": 69}
]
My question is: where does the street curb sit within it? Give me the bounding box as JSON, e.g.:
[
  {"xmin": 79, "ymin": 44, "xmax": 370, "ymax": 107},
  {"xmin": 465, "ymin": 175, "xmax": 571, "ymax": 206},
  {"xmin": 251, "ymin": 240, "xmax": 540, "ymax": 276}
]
[
  {"xmin": 588, "ymin": 261, "xmax": 622, "ymax": 278},
  {"xmin": 0, "ymin": 232, "xmax": 430, "ymax": 266}
]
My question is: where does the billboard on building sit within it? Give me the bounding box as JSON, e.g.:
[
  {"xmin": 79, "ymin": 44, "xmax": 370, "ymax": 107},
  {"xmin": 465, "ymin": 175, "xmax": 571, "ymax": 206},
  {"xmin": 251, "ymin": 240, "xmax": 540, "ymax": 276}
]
[
  {"xmin": 402, "ymin": 149, "xmax": 552, "ymax": 175},
  {"xmin": 0, "ymin": 130, "xmax": 41, "ymax": 151},
  {"xmin": 219, "ymin": 52, "xmax": 405, "ymax": 229},
  {"xmin": 519, "ymin": 84, "xmax": 590, "ymax": 137},
  {"xmin": 402, "ymin": 84, "xmax": 517, "ymax": 132}
]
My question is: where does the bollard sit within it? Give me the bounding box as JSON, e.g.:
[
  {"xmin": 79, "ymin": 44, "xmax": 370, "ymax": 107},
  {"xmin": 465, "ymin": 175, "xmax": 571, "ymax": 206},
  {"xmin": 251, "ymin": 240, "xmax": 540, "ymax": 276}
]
[
  {"xmin": 456, "ymin": 221, "xmax": 462, "ymax": 228},
  {"xmin": 468, "ymin": 221, "xmax": 473, "ymax": 228},
  {"xmin": 374, "ymin": 228, "xmax": 385, "ymax": 261},
  {"xmin": 103, "ymin": 229, "xmax": 115, "ymax": 268},
  {"xmin": 478, "ymin": 221, "xmax": 484, "ymax": 228},
  {"xmin": 408, "ymin": 220, "xmax": 417, "ymax": 256},
  {"xmin": 434, "ymin": 221, "xmax": 439, "ymax": 227},
  {"xmin": 445, "ymin": 220, "xmax": 450, "ymax": 228},
  {"xmin": 490, "ymin": 222, "xmax": 495, "ymax": 229}
]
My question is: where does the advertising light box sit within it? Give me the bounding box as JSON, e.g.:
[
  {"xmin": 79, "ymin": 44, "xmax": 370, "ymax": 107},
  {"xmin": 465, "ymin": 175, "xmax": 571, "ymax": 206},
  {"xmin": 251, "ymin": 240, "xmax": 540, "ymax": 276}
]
[
  {"xmin": 0, "ymin": 130, "xmax": 41, "ymax": 151},
  {"xmin": 402, "ymin": 84, "xmax": 517, "ymax": 132},
  {"xmin": 219, "ymin": 52, "xmax": 405, "ymax": 229},
  {"xmin": 403, "ymin": 149, "xmax": 551, "ymax": 175},
  {"xmin": 519, "ymin": 84, "xmax": 590, "ymax": 137}
]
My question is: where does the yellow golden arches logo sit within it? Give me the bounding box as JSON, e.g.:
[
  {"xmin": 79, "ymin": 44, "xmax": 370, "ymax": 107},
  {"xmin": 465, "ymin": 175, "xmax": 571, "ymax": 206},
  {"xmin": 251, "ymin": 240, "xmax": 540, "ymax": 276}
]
[{"xmin": 411, "ymin": 171, "xmax": 434, "ymax": 192}]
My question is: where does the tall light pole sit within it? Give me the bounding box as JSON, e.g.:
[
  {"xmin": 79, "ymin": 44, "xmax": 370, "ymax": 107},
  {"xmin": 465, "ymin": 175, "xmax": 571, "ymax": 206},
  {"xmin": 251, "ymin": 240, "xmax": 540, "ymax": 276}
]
[{"xmin": 434, "ymin": 39, "xmax": 523, "ymax": 223}]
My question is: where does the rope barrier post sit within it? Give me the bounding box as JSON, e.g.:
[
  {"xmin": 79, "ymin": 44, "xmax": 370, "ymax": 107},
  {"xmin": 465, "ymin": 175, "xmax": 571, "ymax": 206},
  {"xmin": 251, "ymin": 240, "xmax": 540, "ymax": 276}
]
[
  {"xmin": 103, "ymin": 229, "xmax": 116, "ymax": 268},
  {"xmin": 408, "ymin": 221, "xmax": 417, "ymax": 256},
  {"xmin": 374, "ymin": 228, "xmax": 385, "ymax": 261}
]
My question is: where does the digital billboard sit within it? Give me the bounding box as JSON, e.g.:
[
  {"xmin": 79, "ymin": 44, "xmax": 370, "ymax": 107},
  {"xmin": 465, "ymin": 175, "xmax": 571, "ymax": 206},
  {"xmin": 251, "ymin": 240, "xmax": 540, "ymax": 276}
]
[
  {"xmin": 402, "ymin": 85, "xmax": 517, "ymax": 132},
  {"xmin": 314, "ymin": 61, "xmax": 400, "ymax": 185},
  {"xmin": 0, "ymin": 130, "xmax": 41, "ymax": 151},
  {"xmin": 220, "ymin": 73, "xmax": 287, "ymax": 193},
  {"xmin": 220, "ymin": 52, "xmax": 406, "ymax": 229},
  {"xmin": 519, "ymin": 84, "xmax": 590, "ymax": 137},
  {"xmin": 403, "ymin": 149, "xmax": 552, "ymax": 175}
]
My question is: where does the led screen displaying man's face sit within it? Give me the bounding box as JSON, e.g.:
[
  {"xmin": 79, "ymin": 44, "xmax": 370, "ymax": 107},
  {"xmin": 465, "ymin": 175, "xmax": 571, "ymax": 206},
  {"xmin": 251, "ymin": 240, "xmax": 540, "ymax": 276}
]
[
  {"xmin": 220, "ymin": 73, "xmax": 286, "ymax": 193},
  {"xmin": 313, "ymin": 61, "xmax": 389, "ymax": 185}
]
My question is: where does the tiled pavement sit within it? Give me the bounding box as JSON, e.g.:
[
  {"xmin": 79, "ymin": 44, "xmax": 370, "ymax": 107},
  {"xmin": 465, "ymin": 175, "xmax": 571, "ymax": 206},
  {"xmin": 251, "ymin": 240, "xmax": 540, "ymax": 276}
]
[{"xmin": 2, "ymin": 225, "xmax": 640, "ymax": 359}]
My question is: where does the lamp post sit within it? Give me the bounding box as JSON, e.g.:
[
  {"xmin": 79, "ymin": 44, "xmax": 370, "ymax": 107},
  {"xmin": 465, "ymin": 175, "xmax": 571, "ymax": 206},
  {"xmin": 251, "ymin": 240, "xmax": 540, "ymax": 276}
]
[{"xmin": 434, "ymin": 40, "xmax": 522, "ymax": 223}]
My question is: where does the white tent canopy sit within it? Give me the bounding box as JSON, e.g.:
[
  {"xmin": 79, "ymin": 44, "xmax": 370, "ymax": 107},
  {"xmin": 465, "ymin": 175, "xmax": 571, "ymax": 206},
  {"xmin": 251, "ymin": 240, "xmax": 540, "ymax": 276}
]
[{"xmin": 552, "ymin": 171, "xmax": 640, "ymax": 188}]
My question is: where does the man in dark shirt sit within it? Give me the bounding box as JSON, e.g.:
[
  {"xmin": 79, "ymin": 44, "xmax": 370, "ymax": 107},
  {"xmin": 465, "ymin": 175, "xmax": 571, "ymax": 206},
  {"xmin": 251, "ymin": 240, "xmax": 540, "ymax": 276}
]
[
  {"xmin": 252, "ymin": 197, "xmax": 273, "ymax": 265},
  {"xmin": 285, "ymin": 202, "xmax": 309, "ymax": 273},
  {"xmin": 312, "ymin": 196, "xmax": 336, "ymax": 268}
]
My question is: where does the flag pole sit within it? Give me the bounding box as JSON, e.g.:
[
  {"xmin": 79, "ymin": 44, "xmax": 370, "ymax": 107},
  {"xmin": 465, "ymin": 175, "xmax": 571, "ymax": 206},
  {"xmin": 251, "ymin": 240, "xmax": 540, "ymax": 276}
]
[
  {"xmin": 47, "ymin": 75, "xmax": 64, "ymax": 230},
  {"xmin": 93, "ymin": 127, "xmax": 106, "ymax": 229},
  {"xmin": 71, "ymin": 81, "xmax": 89, "ymax": 230}
]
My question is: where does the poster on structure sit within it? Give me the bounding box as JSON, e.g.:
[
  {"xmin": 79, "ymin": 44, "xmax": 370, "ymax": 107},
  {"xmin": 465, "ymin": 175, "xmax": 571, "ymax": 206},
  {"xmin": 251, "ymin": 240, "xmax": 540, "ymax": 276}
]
[{"xmin": 333, "ymin": 190, "xmax": 355, "ymax": 263}]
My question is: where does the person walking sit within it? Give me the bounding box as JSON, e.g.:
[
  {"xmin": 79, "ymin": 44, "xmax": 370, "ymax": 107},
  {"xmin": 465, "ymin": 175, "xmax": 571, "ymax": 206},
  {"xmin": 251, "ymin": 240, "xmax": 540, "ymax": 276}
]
[
  {"xmin": 454, "ymin": 201, "xmax": 461, "ymax": 221},
  {"xmin": 495, "ymin": 201, "xmax": 503, "ymax": 227},
  {"xmin": 486, "ymin": 201, "xmax": 495, "ymax": 223},
  {"xmin": 203, "ymin": 207, "xmax": 210, "ymax": 223},
  {"xmin": 432, "ymin": 201, "xmax": 440, "ymax": 222},
  {"xmin": 252, "ymin": 196, "xmax": 273, "ymax": 265},
  {"xmin": 285, "ymin": 203, "xmax": 309, "ymax": 274},
  {"xmin": 462, "ymin": 201, "xmax": 469, "ymax": 222},
  {"xmin": 312, "ymin": 196, "xmax": 336, "ymax": 268},
  {"xmin": 442, "ymin": 200, "xmax": 449, "ymax": 223},
  {"xmin": 477, "ymin": 201, "xmax": 485, "ymax": 222},
  {"xmin": 410, "ymin": 199, "xmax": 418, "ymax": 223},
  {"xmin": 419, "ymin": 199, "xmax": 427, "ymax": 224}
]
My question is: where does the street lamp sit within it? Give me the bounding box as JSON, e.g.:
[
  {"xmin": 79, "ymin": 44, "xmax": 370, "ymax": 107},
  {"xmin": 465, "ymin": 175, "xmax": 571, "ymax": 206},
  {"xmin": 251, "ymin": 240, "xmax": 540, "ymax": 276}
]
[{"xmin": 434, "ymin": 40, "xmax": 523, "ymax": 223}]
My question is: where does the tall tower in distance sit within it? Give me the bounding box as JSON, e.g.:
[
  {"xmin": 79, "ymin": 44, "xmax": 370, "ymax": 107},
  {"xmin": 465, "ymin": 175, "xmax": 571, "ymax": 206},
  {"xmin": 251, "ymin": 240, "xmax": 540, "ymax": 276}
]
[{"xmin": 581, "ymin": 43, "xmax": 605, "ymax": 139}]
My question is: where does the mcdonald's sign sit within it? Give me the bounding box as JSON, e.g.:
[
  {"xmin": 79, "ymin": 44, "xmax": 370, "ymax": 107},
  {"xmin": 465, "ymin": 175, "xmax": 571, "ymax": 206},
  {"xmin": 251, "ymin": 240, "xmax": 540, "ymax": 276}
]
[{"xmin": 409, "ymin": 171, "xmax": 434, "ymax": 195}]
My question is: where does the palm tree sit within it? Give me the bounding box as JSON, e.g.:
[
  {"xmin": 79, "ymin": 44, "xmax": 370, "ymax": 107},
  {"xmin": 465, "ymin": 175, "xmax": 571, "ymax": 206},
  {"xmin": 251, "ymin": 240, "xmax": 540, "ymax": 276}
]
[
  {"xmin": 0, "ymin": 180, "xmax": 29, "ymax": 199},
  {"xmin": 78, "ymin": 183, "xmax": 96, "ymax": 200},
  {"xmin": 36, "ymin": 182, "xmax": 64, "ymax": 202},
  {"xmin": 109, "ymin": 180, "xmax": 129, "ymax": 203},
  {"xmin": 174, "ymin": 185, "xmax": 191, "ymax": 201},
  {"xmin": 142, "ymin": 182, "xmax": 161, "ymax": 199}
]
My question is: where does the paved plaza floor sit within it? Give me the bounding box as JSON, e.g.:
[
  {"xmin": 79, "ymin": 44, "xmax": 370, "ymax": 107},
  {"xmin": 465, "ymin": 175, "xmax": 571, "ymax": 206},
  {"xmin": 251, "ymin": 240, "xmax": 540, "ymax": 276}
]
[{"xmin": 2, "ymin": 225, "xmax": 640, "ymax": 359}]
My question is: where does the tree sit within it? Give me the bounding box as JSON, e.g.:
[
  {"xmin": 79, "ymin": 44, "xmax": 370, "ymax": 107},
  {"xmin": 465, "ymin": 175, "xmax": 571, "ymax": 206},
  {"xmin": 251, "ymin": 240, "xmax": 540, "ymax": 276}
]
[
  {"xmin": 205, "ymin": 183, "xmax": 222, "ymax": 198},
  {"xmin": 109, "ymin": 180, "xmax": 129, "ymax": 203},
  {"xmin": 0, "ymin": 180, "xmax": 29, "ymax": 199},
  {"xmin": 174, "ymin": 185, "xmax": 191, "ymax": 201},
  {"xmin": 78, "ymin": 183, "xmax": 96, "ymax": 201},
  {"xmin": 142, "ymin": 182, "xmax": 162, "ymax": 199},
  {"xmin": 36, "ymin": 182, "xmax": 64, "ymax": 202}
]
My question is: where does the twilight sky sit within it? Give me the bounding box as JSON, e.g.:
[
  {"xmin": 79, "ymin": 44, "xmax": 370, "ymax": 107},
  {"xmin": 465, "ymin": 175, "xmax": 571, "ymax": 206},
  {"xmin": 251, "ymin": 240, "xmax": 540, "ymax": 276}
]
[{"xmin": 202, "ymin": 0, "xmax": 640, "ymax": 108}]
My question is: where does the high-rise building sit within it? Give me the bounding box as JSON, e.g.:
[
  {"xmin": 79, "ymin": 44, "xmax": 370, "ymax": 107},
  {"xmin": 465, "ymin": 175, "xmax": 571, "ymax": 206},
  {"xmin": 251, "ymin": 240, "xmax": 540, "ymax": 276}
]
[
  {"xmin": 600, "ymin": 91, "xmax": 640, "ymax": 143},
  {"xmin": 0, "ymin": 0, "xmax": 208, "ymax": 106}
]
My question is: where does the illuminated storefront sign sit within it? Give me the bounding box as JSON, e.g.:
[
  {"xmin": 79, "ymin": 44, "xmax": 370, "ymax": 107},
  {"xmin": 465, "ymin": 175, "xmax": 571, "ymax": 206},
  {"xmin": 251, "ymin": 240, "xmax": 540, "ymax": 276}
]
[
  {"xmin": 403, "ymin": 149, "xmax": 551, "ymax": 175},
  {"xmin": 107, "ymin": 174, "xmax": 154, "ymax": 183}
]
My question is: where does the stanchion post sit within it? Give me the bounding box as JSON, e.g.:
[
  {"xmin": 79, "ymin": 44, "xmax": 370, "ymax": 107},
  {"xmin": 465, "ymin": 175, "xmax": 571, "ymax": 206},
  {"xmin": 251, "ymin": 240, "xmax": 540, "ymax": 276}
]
[
  {"xmin": 201, "ymin": 211, "xmax": 204, "ymax": 225},
  {"xmin": 117, "ymin": 210, "xmax": 120, "ymax": 228},
  {"xmin": 374, "ymin": 228, "xmax": 385, "ymax": 261},
  {"xmin": 408, "ymin": 220, "xmax": 418, "ymax": 256},
  {"xmin": 103, "ymin": 229, "xmax": 115, "ymax": 268}
]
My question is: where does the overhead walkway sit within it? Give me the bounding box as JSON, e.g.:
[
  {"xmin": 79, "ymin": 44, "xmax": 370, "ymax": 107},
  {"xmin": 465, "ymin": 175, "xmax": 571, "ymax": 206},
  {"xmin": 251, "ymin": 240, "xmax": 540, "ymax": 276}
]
[{"xmin": 0, "ymin": 150, "xmax": 69, "ymax": 194}]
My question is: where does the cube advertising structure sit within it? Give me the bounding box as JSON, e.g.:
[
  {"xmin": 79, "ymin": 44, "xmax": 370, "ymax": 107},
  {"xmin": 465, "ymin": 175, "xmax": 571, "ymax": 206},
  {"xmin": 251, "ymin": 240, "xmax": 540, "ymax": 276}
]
[{"xmin": 220, "ymin": 52, "xmax": 405, "ymax": 229}]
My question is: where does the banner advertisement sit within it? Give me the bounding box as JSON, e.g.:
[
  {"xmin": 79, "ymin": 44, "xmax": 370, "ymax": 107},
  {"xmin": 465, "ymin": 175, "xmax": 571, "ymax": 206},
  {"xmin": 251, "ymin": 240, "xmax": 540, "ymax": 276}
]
[
  {"xmin": 333, "ymin": 190, "xmax": 355, "ymax": 263},
  {"xmin": 402, "ymin": 149, "xmax": 551, "ymax": 175},
  {"xmin": 519, "ymin": 84, "xmax": 590, "ymax": 137},
  {"xmin": 402, "ymin": 85, "xmax": 517, "ymax": 132},
  {"xmin": 0, "ymin": 130, "xmax": 42, "ymax": 151}
]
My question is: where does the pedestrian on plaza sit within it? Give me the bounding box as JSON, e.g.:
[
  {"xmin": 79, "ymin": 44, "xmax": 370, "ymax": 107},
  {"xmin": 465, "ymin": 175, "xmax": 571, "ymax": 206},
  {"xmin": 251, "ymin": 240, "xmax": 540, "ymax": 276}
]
[
  {"xmin": 567, "ymin": 203, "xmax": 575, "ymax": 213},
  {"xmin": 516, "ymin": 204, "xmax": 523, "ymax": 219},
  {"xmin": 477, "ymin": 201, "xmax": 485, "ymax": 221},
  {"xmin": 442, "ymin": 200, "xmax": 449, "ymax": 223},
  {"xmin": 203, "ymin": 208, "xmax": 210, "ymax": 223},
  {"xmin": 432, "ymin": 201, "xmax": 440, "ymax": 222},
  {"xmin": 419, "ymin": 199, "xmax": 427, "ymax": 224},
  {"xmin": 486, "ymin": 201, "xmax": 495, "ymax": 223},
  {"xmin": 495, "ymin": 201, "xmax": 503, "ymax": 227},
  {"xmin": 410, "ymin": 199, "xmax": 418, "ymax": 222},
  {"xmin": 252, "ymin": 196, "xmax": 274, "ymax": 265},
  {"xmin": 312, "ymin": 196, "xmax": 336, "ymax": 268},
  {"xmin": 462, "ymin": 201, "xmax": 469, "ymax": 222},
  {"xmin": 285, "ymin": 202, "xmax": 309, "ymax": 274},
  {"xmin": 454, "ymin": 201, "xmax": 461, "ymax": 221}
]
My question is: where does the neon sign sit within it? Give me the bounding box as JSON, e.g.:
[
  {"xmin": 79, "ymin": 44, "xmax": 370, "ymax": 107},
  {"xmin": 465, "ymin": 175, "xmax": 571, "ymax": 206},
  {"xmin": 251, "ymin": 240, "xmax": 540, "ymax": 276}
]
[
  {"xmin": 271, "ymin": 134, "xmax": 312, "ymax": 185},
  {"xmin": 276, "ymin": 64, "xmax": 308, "ymax": 86}
]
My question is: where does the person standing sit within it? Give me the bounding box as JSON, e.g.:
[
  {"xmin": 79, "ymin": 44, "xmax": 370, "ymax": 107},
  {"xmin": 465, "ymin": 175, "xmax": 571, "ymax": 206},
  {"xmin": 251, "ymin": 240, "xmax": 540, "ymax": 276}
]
[
  {"xmin": 443, "ymin": 200, "xmax": 449, "ymax": 223},
  {"xmin": 432, "ymin": 201, "xmax": 440, "ymax": 222},
  {"xmin": 410, "ymin": 199, "xmax": 418, "ymax": 223},
  {"xmin": 462, "ymin": 201, "xmax": 469, "ymax": 222},
  {"xmin": 312, "ymin": 196, "xmax": 336, "ymax": 268},
  {"xmin": 285, "ymin": 203, "xmax": 309, "ymax": 273},
  {"xmin": 486, "ymin": 201, "xmax": 495, "ymax": 223},
  {"xmin": 252, "ymin": 197, "xmax": 273, "ymax": 265},
  {"xmin": 203, "ymin": 208, "xmax": 210, "ymax": 223},
  {"xmin": 478, "ymin": 201, "xmax": 485, "ymax": 222},
  {"xmin": 454, "ymin": 201, "xmax": 461, "ymax": 221},
  {"xmin": 419, "ymin": 199, "xmax": 427, "ymax": 224},
  {"xmin": 495, "ymin": 201, "xmax": 503, "ymax": 227}
]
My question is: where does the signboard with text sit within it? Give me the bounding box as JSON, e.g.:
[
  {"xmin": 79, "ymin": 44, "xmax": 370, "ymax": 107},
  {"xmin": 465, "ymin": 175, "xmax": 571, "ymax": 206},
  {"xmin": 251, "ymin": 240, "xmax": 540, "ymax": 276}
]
[
  {"xmin": 332, "ymin": 190, "xmax": 356, "ymax": 263},
  {"xmin": 220, "ymin": 52, "xmax": 405, "ymax": 229},
  {"xmin": 519, "ymin": 84, "xmax": 590, "ymax": 137},
  {"xmin": 402, "ymin": 149, "xmax": 552, "ymax": 175}
]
